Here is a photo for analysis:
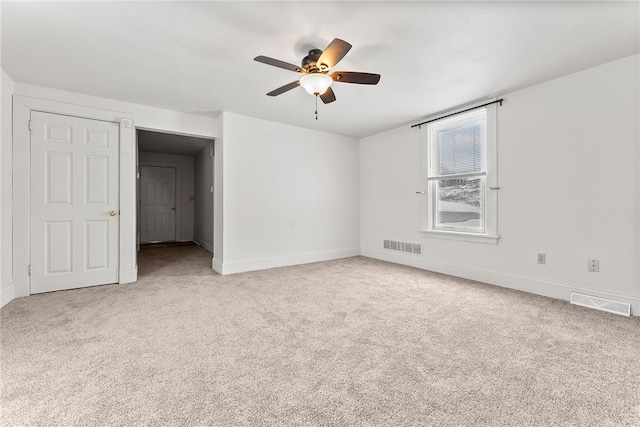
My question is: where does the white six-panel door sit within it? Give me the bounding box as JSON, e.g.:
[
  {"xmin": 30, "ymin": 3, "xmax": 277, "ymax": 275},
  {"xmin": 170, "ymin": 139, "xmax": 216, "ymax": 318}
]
[
  {"xmin": 140, "ymin": 165, "xmax": 177, "ymax": 243},
  {"xmin": 30, "ymin": 111, "xmax": 120, "ymax": 293}
]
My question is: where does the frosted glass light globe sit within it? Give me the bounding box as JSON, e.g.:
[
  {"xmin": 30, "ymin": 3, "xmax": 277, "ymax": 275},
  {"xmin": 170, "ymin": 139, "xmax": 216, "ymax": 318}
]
[{"xmin": 300, "ymin": 73, "xmax": 333, "ymax": 95}]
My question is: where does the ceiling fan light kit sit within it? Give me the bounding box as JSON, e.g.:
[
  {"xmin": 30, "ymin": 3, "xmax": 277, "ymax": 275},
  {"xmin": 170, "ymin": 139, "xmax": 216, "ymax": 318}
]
[
  {"xmin": 254, "ymin": 38, "xmax": 381, "ymax": 119},
  {"xmin": 300, "ymin": 73, "xmax": 333, "ymax": 95}
]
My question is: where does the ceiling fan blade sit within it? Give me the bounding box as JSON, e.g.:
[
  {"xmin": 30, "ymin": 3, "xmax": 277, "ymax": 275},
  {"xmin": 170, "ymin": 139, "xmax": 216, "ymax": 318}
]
[
  {"xmin": 320, "ymin": 87, "xmax": 336, "ymax": 104},
  {"xmin": 331, "ymin": 71, "xmax": 381, "ymax": 85},
  {"xmin": 254, "ymin": 55, "xmax": 301, "ymax": 73},
  {"xmin": 266, "ymin": 80, "xmax": 300, "ymax": 96},
  {"xmin": 317, "ymin": 38, "xmax": 352, "ymax": 70}
]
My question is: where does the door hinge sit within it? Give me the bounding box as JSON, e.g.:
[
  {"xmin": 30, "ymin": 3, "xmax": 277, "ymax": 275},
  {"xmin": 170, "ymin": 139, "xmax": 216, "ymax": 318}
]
[
  {"xmin": 28, "ymin": 265, "xmax": 31, "ymax": 276},
  {"xmin": 28, "ymin": 120, "xmax": 32, "ymax": 131}
]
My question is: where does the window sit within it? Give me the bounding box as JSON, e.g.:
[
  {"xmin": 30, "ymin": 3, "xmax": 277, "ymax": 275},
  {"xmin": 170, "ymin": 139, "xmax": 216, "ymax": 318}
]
[{"xmin": 422, "ymin": 104, "xmax": 499, "ymax": 243}]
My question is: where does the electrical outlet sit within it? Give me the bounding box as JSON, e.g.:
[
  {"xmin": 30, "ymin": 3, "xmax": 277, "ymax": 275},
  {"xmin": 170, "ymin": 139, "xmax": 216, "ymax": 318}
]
[
  {"xmin": 588, "ymin": 259, "xmax": 599, "ymax": 272},
  {"xmin": 537, "ymin": 253, "xmax": 546, "ymax": 265}
]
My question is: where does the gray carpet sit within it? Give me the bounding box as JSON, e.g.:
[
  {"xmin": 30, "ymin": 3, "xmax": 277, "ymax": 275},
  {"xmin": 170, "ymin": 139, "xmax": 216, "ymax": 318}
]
[{"xmin": 1, "ymin": 245, "xmax": 639, "ymax": 426}]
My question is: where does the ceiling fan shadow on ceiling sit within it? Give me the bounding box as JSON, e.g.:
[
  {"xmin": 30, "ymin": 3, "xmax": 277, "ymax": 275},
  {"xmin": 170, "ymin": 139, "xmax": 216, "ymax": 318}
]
[{"xmin": 254, "ymin": 38, "xmax": 381, "ymax": 119}]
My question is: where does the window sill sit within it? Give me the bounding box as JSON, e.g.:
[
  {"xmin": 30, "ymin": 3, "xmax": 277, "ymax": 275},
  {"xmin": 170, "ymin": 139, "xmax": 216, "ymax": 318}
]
[{"xmin": 421, "ymin": 229, "xmax": 500, "ymax": 244}]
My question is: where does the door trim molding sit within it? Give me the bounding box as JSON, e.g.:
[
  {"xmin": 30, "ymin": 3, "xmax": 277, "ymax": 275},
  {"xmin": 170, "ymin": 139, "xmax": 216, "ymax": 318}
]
[{"xmin": 12, "ymin": 96, "xmax": 137, "ymax": 297}]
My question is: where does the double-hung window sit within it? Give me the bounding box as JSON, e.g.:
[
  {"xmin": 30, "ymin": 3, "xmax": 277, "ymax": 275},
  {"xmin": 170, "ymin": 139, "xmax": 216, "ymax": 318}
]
[{"xmin": 422, "ymin": 103, "xmax": 499, "ymax": 243}]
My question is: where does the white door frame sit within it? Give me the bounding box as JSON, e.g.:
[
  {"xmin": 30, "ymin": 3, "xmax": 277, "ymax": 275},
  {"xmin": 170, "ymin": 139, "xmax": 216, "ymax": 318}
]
[{"xmin": 12, "ymin": 96, "xmax": 137, "ymax": 297}]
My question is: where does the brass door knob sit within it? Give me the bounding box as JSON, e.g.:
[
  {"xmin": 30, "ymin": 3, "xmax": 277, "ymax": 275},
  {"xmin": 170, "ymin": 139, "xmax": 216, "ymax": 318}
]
[{"xmin": 108, "ymin": 210, "xmax": 117, "ymax": 216}]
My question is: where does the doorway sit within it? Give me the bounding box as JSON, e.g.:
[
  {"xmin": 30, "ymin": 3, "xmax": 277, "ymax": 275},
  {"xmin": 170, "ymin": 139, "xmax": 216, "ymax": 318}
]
[
  {"xmin": 136, "ymin": 129, "xmax": 214, "ymax": 253},
  {"xmin": 12, "ymin": 96, "xmax": 137, "ymax": 298}
]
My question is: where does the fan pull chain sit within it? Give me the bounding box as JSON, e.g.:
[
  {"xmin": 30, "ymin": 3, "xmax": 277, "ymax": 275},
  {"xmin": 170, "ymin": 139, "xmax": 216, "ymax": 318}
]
[{"xmin": 314, "ymin": 94, "xmax": 318, "ymax": 120}]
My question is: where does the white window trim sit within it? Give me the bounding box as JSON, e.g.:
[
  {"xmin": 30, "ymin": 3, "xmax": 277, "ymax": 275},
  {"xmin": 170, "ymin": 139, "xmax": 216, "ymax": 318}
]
[
  {"xmin": 421, "ymin": 229, "xmax": 500, "ymax": 244},
  {"xmin": 420, "ymin": 101, "xmax": 499, "ymax": 244}
]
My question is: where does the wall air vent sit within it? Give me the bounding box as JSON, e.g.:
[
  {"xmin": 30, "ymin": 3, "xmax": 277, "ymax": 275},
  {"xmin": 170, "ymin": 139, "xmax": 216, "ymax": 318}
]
[
  {"xmin": 570, "ymin": 292, "xmax": 631, "ymax": 317},
  {"xmin": 383, "ymin": 239, "xmax": 422, "ymax": 255}
]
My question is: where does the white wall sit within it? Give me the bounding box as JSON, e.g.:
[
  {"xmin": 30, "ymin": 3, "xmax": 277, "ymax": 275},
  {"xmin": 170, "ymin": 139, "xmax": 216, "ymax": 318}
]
[
  {"xmin": 139, "ymin": 152, "xmax": 195, "ymax": 243},
  {"xmin": 360, "ymin": 54, "xmax": 640, "ymax": 314},
  {"xmin": 194, "ymin": 142, "xmax": 214, "ymax": 252},
  {"xmin": 214, "ymin": 112, "xmax": 360, "ymax": 274},
  {"xmin": 1, "ymin": 69, "xmax": 15, "ymax": 308}
]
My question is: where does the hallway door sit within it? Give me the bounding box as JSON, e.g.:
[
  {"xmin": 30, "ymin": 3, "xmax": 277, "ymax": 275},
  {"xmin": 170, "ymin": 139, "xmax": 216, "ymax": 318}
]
[{"xmin": 140, "ymin": 165, "xmax": 177, "ymax": 243}]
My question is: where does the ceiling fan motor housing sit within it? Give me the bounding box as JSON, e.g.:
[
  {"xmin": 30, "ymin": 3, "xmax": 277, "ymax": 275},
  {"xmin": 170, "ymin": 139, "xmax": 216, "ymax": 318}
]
[{"xmin": 302, "ymin": 49, "xmax": 325, "ymax": 72}]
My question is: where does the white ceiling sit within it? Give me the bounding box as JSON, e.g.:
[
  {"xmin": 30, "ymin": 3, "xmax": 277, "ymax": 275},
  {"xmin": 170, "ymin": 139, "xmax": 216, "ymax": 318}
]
[
  {"xmin": 137, "ymin": 129, "xmax": 213, "ymax": 156},
  {"xmin": 2, "ymin": 1, "xmax": 638, "ymax": 139}
]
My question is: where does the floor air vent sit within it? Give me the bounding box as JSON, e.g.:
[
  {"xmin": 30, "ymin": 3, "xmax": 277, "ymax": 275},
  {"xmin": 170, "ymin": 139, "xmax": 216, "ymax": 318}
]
[
  {"xmin": 570, "ymin": 292, "xmax": 631, "ymax": 317},
  {"xmin": 383, "ymin": 239, "xmax": 422, "ymax": 255}
]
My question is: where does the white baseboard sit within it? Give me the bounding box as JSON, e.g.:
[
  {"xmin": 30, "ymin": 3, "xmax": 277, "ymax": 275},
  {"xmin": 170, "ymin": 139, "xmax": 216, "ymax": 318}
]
[
  {"xmin": 361, "ymin": 247, "xmax": 640, "ymax": 317},
  {"xmin": 218, "ymin": 247, "xmax": 361, "ymax": 275},
  {"xmin": 193, "ymin": 239, "xmax": 213, "ymax": 254},
  {"xmin": 1, "ymin": 282, "xmax": 16, "ymax": 309},
  {"xmin": 212, "ymin": 258, "xmax": 223, "ymax": 275}
]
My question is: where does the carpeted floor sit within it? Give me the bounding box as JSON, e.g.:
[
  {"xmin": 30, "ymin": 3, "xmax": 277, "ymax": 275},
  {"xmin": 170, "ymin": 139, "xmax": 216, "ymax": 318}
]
[{"xmin": 1, "ymin": 245, "xmax": 639, "ymax": 426}]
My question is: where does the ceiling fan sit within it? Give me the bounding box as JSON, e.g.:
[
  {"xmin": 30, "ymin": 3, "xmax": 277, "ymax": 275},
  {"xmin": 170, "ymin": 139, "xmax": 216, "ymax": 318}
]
[{"xmin": 254, "ymin": 38, "xmax": 380, "ymax": 115}]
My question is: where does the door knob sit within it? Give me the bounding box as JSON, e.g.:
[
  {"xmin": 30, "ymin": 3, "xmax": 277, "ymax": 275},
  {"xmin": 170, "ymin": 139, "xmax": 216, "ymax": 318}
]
[{"xmin": 108, "ymin": 210, "xmax": 117, "ymax": 216}]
